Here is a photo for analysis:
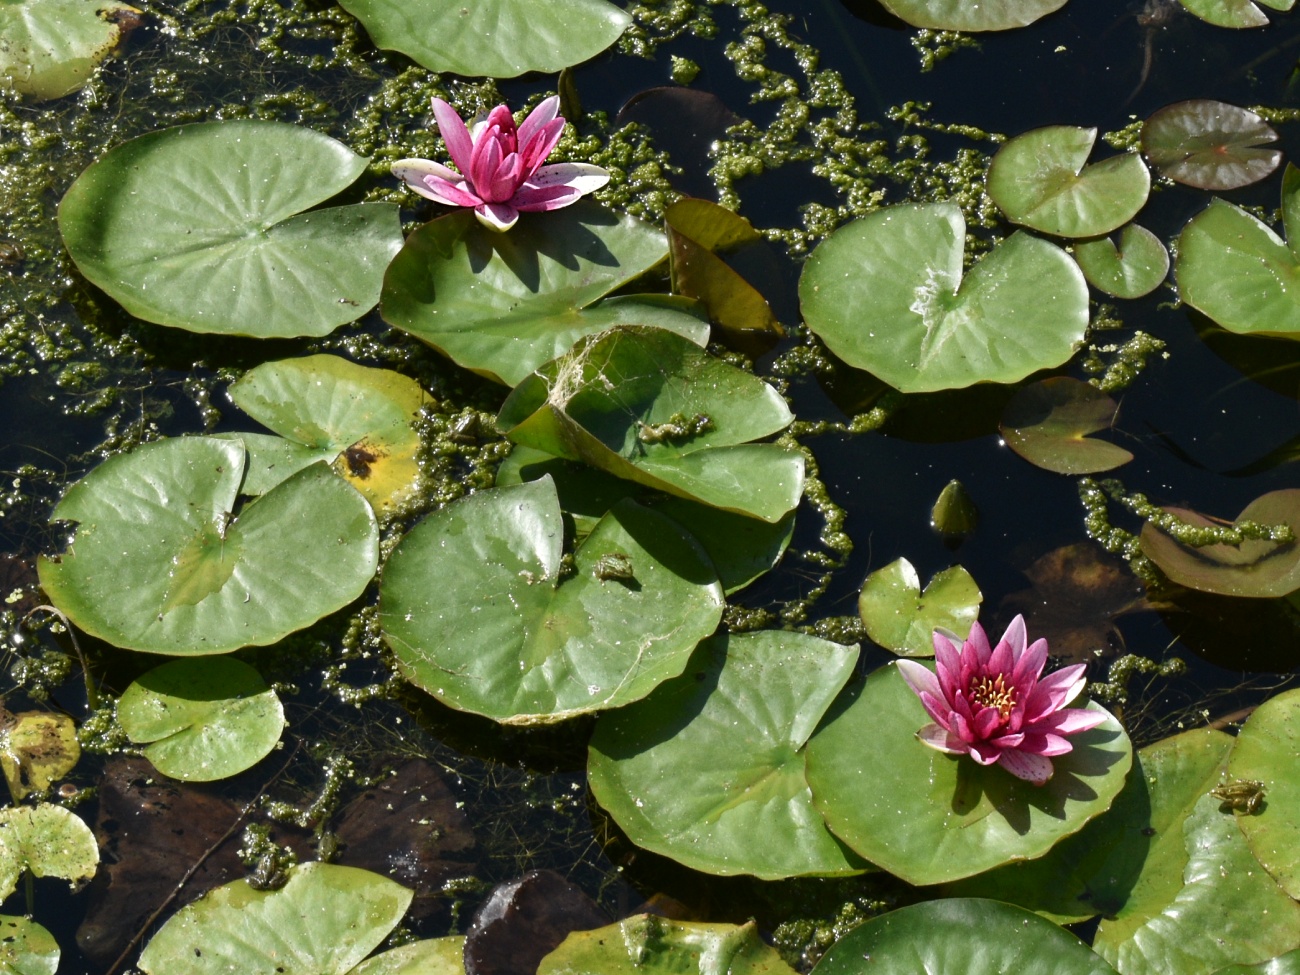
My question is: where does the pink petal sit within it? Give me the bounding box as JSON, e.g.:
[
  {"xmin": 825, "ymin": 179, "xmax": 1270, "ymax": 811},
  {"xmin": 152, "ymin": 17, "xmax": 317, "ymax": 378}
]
[
  {"xmin": 431, "ymin": 98, "xmax": 476, "ymax": 180},
  {"xmin": 518, "ymin": 95, "xmax": 560, "ymax": 151},
  {"xmin": 997, "ymin": 749, "xmax": 1054, "ymax": 785},
  {"xmin": 407, "ymin": 174, "xmax": 483, "ymax": 209},
  {"xmin": 392, "ymin": 157, "xmax": 463, "ymax": 184},
  {"xmin": 917, "ymin": 692, "xmax": 955, "ymax": 731},
  {"xmin": 1032, "ymin": 706, "xmax": 1107, "ymax": 737},
  {"xmin": 933, "ymin": 630, "xmax": 963, "ymax": 698},
  {"xmin": 917, "ymin": 723, "xmax": 969, "ymax": 755},
  {"xmin": 973, "ymin": 706, "xmax": 1003, "ymax": 739},
  {"xmin": 486, "ymin": 151, "xmax": 524, "ymax": 204},
  {"xmin": 897, "ymin": 659, "xmax": 942, "ymax": 701},
  {"xmin": 966, "ymin": 620, "xmax": 993, "ymax": 667},
  {"xmin": 474, "ymin": 202, "xmax": 519, "ymax": 232},
  {"xmin": 514, "ymin": 163, "xmax": 610, "ymax": 206},
  {"xmin": 1001, "ymin": 615, "xmax": 1028, "ymax": 661},
  {"xmin": 951, "ymin": 710, "xmax": 976, "ymax": 744},
  {"xmin": 469, "ymin": 129, "xmax": 505, "ymax": 200},
  {"xmin": 1010, "ymin": 637, "xmax": 1048, "ymax": 689},
  {"xmin": 1024, "ymin": 663, "xmax": 1088, "ymax": 722},
  {"xmin": 987, "ymin": 731, "xmax": 1025, "ymax": 749},
  {"xmin": 1019, "ymin": 732, "xmax": 1074, "ymax": 757},
  {"xmin": 968, "ymin": 739, "xmax": 1002, "ymax": 765},
  {"xmin": 986, "ymin": 638, "xmax": 1014, "ymax": 682},
  {"xmin": 520, "ymin": 118, "xmax": 565, "ymax": 178}
]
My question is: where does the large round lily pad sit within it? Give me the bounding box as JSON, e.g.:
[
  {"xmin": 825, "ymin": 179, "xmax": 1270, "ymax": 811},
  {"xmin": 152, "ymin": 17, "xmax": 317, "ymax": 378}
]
[
  {"xmin": 38, "ymin": 437, "xmax": 379, "ymax": 655},
  {"xmin": 382, "ymin": 203, "xmax": 708, "ymax": 387},
  {"xmin": 857, "ymin": 557, "xmax": 981, "ymax": 656},
  {"xmin": 58, "ymin": 120, "xmax": 402, "ymax": 337},
  {"xmin": 1000, "ymin": 377, "xmax": 1134, "ymax": 475},
  {"xmin": 540, "ymin": 917, "xmax": 798, "ymax": 975},
  {"xmin": 1143, "ymin": 101, "xmax": 1281, "ymax": 190},
  {"xmin": 987, "ymin": 126, "xmax": 1150, "ymax": 239},
  {"xmin": 804, "ymin": 663, "xmax": 1131, "ymax": 885},
  {"xmin": 337, "ymin": 0, "xmax": 629, "ymax": 78},
  {"xmin": 498, "ymin": 326, "xmax": 803, "ymax": 523},
  {"xmin": 875, "ymin": 0, "xmax": 1067, "ymax": 30},
  {"xmin": 119, "ymin": 658, "xmax": 285, "ymax": 782},
  {"xmin": 1139, "ymin": 489, "xmax": 1300, "ymax": 598},
  {"xmin": 136, "ymin": 862, "xmax": 413, "ymax": 975},
  {"xmin": 798, "ymin": 203, "xmax": 1089, "ymax": 393},
  {"xmin": 811, "ymin": 899, "xmax": 1118, "ymax": 975},
  {"xmin": 380, "ymin": 477, "xmax": 724, "ymax": 725},
  {"xmin": 1073, "ymin": 224, "xmax": 1170, "ymax": 299},
  {"xmin": 588, "ymin": 631, "xmax": 864, "ymax": 880},
  {"xmin": 0, "ymin": 0, "xmax": 139, "ymax": 100}
]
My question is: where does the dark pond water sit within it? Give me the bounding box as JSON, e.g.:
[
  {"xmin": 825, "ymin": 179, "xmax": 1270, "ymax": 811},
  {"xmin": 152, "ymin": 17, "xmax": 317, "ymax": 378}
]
[{"xmin": 1, "ymin": 0, "xmax": 1300, "ymax": 971}]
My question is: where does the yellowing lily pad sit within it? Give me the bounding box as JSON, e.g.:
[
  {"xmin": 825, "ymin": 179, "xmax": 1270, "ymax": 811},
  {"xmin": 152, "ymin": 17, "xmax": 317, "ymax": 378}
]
[
  {"xmin": 0, "ymin": 710, "xmax": 79, "ymax": 802},
  {"xmin": 540, "ymin": 917, "xmax": 798, "ymax": 975},
  {"xmin": 0, "ymin": 0, "xmax": 139, "ymax": 100},
  {"xmin": 1000, "ymin": 377, "xmax": 1134, "ymax": 475}
]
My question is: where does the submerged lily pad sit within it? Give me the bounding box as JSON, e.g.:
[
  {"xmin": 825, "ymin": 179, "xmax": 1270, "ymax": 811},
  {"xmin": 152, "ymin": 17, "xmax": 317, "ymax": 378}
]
[
  {"xmin": 1143, "ymin": 101, "xmax": 1280, "ymax": 190},
  {"xmin": 1000, "ymin": 377, "xmax": 1134, "ymax": 474},
  {"xmin": 540, "ymin": 917, "xmax": 798, "ymax": 975},
  {"xmin": 1177, "ymin": 165, "xmax": 1300, "ymax": 338},
  {"xmin": 0, "ymin": 710, "xmax": 79, "ymax": 802},
  {"xmin": 857, "ymin": 557, "xmax": 981, "ymax": 656},
  {"xmin": 1073, "ymin": 224, "xmax": 1170, "ymax": 299},
  {"xmin": 0, "ymin": 803, "xmax": 98, "ymax": 901},
  {"xmin": 336, "ymin": 0, "xmax": 629, "ymax": 78},
  {"xmin": 811, "ymin": 899, "xmax": 1117, "ymax": 975},
  {"xmin": 1178, "ymin": 0, "xmax": 1292, "ymax": 29},
  {"xmin": 38, "ymin": 437, "xmax": 379, "ymax": 655},
  {"xmin": 1139, "ymin": 489, "xmax": 1300, "ymax": 597},
  {"xmin": 382, "ymin": 203, "xmax": 708, "ymax": 387},
  {"xmin": 119, "ymin": 658, "xmax": 284, "ymax": 782},
  {"xmin": 588, "ymin": 631, "xmax": 864, "ymax": 880},
  {"xmin": 987, "ymin": 126, "xmax": 1150, "ymax": 239},
  {"xmin": 380, "ymin": 478, "xmax": 724, "ymax": 725},
  {"xmin": 0, "ymin": 916, "xmax": 59, "ymax": 975},
  {"xmin": 498, "ymin": 326, "xmax": 803, "ymax": 523},
  {"xmin": 0, "ymin": 0, "xmax": 139, "ymax": 100},
  {"xmin": 228, "ymin": 355, "xmax": 428, "ymax": 514},
  {"xmin": 137, "ymin": 862, "xmax": 413, "ymax": 975},
  {"xmin": 804, "ymin": 663, "xmax": 1130, "ymax": 885},
  {"xmin": 875, "ymin": 0, "xmax": 1067, "ymax": 30},
  {"xmin": 798, "ymin": 203, "xmax": 1089, "ymax": 393},
  {"xmin": 58, "ymin": 120, "xmax": 402, "ymax": 337}
]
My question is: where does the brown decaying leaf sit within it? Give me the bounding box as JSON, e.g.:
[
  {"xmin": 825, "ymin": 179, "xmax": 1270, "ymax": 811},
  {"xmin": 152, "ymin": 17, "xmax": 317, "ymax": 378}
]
[{"xmin": 464, "ymin": 869, "xmax": 609, "ymax": 975}]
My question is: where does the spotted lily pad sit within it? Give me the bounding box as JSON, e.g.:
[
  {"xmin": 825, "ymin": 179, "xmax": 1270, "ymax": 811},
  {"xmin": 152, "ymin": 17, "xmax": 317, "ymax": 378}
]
[
  {"xmin": 0, "ymin": 710, "xmax": 79, "ymax": 802},
  {"xmin": 58, "ymin": 120, "xmax": 402, "ymax": 337},
  {"xmin": 1073, "ymin": 224, "xmax": 1170, "ymax": 299},
  {"xmin": 228, "ymin": 355, "xmax": 428, "ymax": 514},
  {"xmin": 588, "ymin": 631, "xmax": 864, "ymax": 879},
  {"xmin": 987, "ymin": 126, "xmax": 1150, "ymax": 239},
  {"xmin": 798, "ymin": 203, "xmax": 1089, "ymax": 393},
  {"xmin": 1000, "ymin": 377, "xmax": 1134, "ymax": 475},
  {"xmin": 38, "ymin": 437, "xmax": 379, "ymax": 655},
  {"xmin": 540, "ymin": 917, "xmax": 798, "ymax": 975},
  {"xmin": 857, "ymin": 557, "xmax": 981, "ymax": 656},
  {"xmin": 1143, "ymin": 101, "xmax": 1281, "ymax": 190},
  {"xmin": 336, "ymin": 0, "xmax": 629, "ymax": 78},
  {"xmin": 804, "ymin": 662, "xmax": 1130, "ymax": 885},
  {"xmin": 380, "ymin": 478, "xmax": 724, "ymax": 725},
  {"xmin": 875, "ymin": 0, "xmax": 1068, "ymax": 30},
  {"xmin": 1176, "ymin": 165, "xmax": 1300, "ymax": 338},
  {"xmin": 498, "ymin": 326, "xmax": 803, "ymax": 523},
  {"xmin": 0, "ymin": 0, "xmax": 139, "ymax": 100},
  {"xmin": 350, "ymin": 937, "xmax": 466, "ymax": 975},
  {"xmin": 118, "ymin": 658, "xmax": 284, "ymax": 782},
  {"xmin": 1178, "ymin": 0, "xmax": 1293, "ymax": 28},
  {"xmin": 0, "ymin": 916, "xmax": 59, "ymax": 975},
  {"xmin": 1139, "ymin": 489, "xmax": 1300, "ymax": 597},
  {"xmin": 382, "ymin": 203, "xmax": 709, "ymax": 387},
  {"xmin": 0, "ymin": 803, "xmax": 98, "ymax": 901},
  {"xmin": 136, "ymin": 862, "xmax": 413, "ymax": 975}
]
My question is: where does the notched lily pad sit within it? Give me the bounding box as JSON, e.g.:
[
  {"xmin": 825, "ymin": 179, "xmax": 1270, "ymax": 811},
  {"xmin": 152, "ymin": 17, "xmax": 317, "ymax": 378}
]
[
  {"xmin": 1000, "ymin": 377, "xmax": 1134, "ymax": 475},
  {"xmin": 1073, "ymin": 224, "xmax": 1170, "ymax": 299},
  {"xmin": 58, "ymin": 120, "xmax": 402, "ymax": 338},
  {"xmin": 0, "ymin": 0, "xmax": 140, "ymax": 100},
  {"xmin": 0, "ymin": 803, "xmax": 98, "ymax": 901},
  {"xmin": 351, "ymin": 937, "xmax": 466, "ymax": 975},
  {"xmin": 540, "ymin": 916, "xmax": 798, "ymax": 975},
  {"xmin": 798, "ymin": 203, "xmax": 1089, "ymax": 393},
  {"xmin": 857, "ymin": 557, "xmax": 981, "ymax": 656},
  {"xmin": 1143, "ymin": 100, "xmax": 1281, "ymax": 190},
  {"xmin": 1139, "ymin": 489, "xmax": 1300, "ymax": 597},
  {"xmin": 987, "ymin": 126, "xmax": 1150, "ymax": 239},
  {"xmin": 1178, "ymin": 0, "xmax": 1292, "ymax": 29},
  {"xmin": 875, "ymin": 0, "xmax": 1068, "ymax": 31},
  {"xmin": 0, "ymin": 709, "xmax": 79, "ymax": 802}
]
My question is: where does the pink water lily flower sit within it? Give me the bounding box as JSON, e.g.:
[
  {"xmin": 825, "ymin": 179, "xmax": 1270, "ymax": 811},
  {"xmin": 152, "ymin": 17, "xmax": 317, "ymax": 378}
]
[
  {"xmin": 896, "ymin": 615, "xmax": 1106, "ymax": 786},
  {"xmin": 392, "ymin": 96, "xmax": 610, "ymax": 232}
]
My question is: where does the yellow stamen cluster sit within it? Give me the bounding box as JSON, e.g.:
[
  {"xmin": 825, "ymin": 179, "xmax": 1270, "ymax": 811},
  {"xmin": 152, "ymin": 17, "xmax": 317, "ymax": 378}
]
[{"xmin": 970, "ymin": 673, "xmax": 1016, "ymax": 719}]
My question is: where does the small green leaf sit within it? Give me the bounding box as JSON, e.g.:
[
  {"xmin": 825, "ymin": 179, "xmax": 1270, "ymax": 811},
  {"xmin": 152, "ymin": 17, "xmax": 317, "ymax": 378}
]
[
  {"xmin": 1073, "ymin": 224, "xmax": 1170, "ymax": 299},
  {"xmin": 0, "ymin": 916, "xmax": 59, "ymax": 975},
  {"xmin": 0, "ymin": 804, "xmax": 98, "ymax": 901},
  {"xmin": 930, "ymin": 479, "xmax": 979, "ymax": 541},
  {"xmin": 857, "ymin": 557, "xmax": 981, "ymax": 656},
  {"xmin": 540, "ymin": 917, "xmax": 798, "ymax": 975},
  {"xmin": 1000, "ymin": 377, "xmax": 1134, "ymax": 475}
]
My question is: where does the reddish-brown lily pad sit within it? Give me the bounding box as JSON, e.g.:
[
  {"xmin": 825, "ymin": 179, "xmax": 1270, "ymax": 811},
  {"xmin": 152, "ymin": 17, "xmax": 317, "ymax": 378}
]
[
  {"xmin": 1139, "ymin": 489, "xmax": 1300, "ymax": 598},
  {"xmin": 1000, "ymin": 377, "xmax": 1133, "ymax": 475},
  {"xmin": 1142, "ymin": 100, "xmax": 1281, "ymax": 191}
]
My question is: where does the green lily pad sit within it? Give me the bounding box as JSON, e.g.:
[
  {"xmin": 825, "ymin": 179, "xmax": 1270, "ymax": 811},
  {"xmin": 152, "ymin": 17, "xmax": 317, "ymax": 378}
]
[
  {"xmin": 1139, "ymin": 489, "xmax": 1300, "ymax": 598},
  {"xmin": 0, "ymin": 0, "xmax": 139, "ymax": 100},
  {"xmin": 1224, "ymin": 688, "xmax": 1300, "ymax": 898},
  {"xmin": 228, "ymin": 355, "xmax": 429, "ymax": 514},
  {"xmin": 38, "ymin": 437, "xmax": 379, "ymax": 655},
  {"xmin": 381, "ymin": 203, "xmax": 709, "ymax": 387},
  {"xmin": 118, "ymin": 658, "xmax": 285, "ymax": 782},
  {"xmin": 857, "ymin": 557, "xmax": 981, "ymax": 656},
  {"xmin": 804, "ymin": 663, "xmax": 1131, "ymax": 886},
  {"xmin": 0, "ymin": 710, "xmax": 79, "ymax": 802},
  {"xmin": 588, "ymin": 631, "xmax": 864, "ymax": 880},
  {"xmin": 1178, "ymin": 0, "xmax": 1292, "ymax": 28},
  {"xmin": 1073, "ymin": 223, "xmax": 1170, "ymax": 299},
  {"xmin": 336, "ymin": 0, "xmax": 629, "ymax": 78},
  {"xmin": 350, "ymin": 936, "xmax": 465, "ymax": 975},
  {"xmin": 811, "ymin": 899, "xmax": 1118, "ymax": 975},
  {"xmin": 380, "ymin": 478, "xmax": 724, "ymax": 725},
  {"xmin": 1213, "ymin": 951, "xmax": 1300, "ymax": 975},
  {"xmin": 58, "ymin": 120, "xmax": 402, "ymax": 337},
  {"xmin": 539, "ymin": 916, "xmax": 798, "ymax": 975},
  {"xmin": 0, "ymin": 916, "xmax": 59, "ymax": 975},
  {"xmin": 137, "ymin": 862, "xmax": 413, "ymax": 975},
  {"xmin": 875, "ymin": 0, "xmax": 1067, "ymax": 30},
  {"xmin": 0, "ymin": 803, "xmax": 98, "ymax": 901},
  {"xmin": 987, "ymin": 126, "xmax": 1150, "ymax": 239},
  {"xmin": 1000, "ymin": 377, "xmax": 1134, "ymax": 475},
  {"xmin": 798, "ymin": 203, "xmax": 1089, "ymax": 393},
  {"xmin": 1143, "ymin": 101, "xmax": 1281, "ymax": 190},
  {"xmin": 1176, "ymin": 165, "xmax": 1300, "ymax": 338},
  {"xmin": 498, "ymin": 326, "xmax": 803, "ymax": 524}
]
